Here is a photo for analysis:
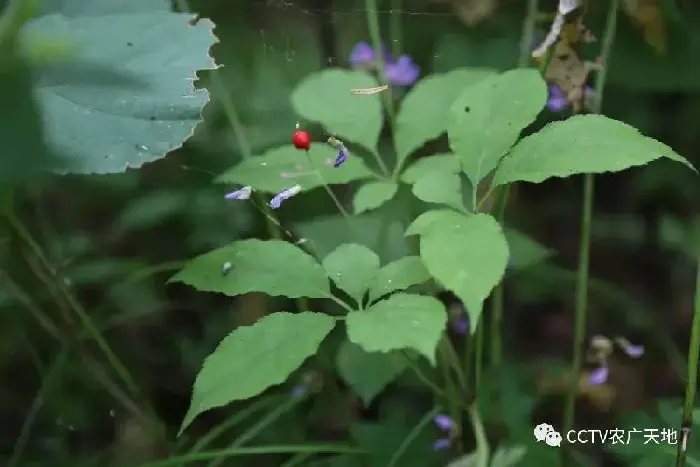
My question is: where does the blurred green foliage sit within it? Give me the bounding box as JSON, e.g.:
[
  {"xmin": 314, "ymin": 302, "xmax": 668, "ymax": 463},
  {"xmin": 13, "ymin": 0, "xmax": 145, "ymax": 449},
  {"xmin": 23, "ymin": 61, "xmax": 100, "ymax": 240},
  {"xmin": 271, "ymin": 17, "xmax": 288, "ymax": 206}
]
[{"xmin": 3, "ymin": 0, "xmax": 700, "ymax": 466}]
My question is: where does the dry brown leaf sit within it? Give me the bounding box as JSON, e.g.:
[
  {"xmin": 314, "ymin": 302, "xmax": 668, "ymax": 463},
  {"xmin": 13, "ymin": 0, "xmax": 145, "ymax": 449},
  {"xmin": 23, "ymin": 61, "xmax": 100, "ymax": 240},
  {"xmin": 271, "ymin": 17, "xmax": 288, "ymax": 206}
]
[
  {"xmin": 545, "ymin": 39, "xmax": 603, "ymax": 112},
  {"xmin": 622, "ymin": 0, "xmax": 667, "ymax": 54}
]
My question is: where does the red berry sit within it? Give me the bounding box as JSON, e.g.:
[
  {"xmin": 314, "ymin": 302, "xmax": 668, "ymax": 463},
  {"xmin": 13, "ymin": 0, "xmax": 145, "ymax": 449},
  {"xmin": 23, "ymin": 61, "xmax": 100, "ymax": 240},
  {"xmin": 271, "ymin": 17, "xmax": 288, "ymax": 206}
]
[{"xmin": 292, "ymin": 129, "xmax": 311, "ymax": 150}]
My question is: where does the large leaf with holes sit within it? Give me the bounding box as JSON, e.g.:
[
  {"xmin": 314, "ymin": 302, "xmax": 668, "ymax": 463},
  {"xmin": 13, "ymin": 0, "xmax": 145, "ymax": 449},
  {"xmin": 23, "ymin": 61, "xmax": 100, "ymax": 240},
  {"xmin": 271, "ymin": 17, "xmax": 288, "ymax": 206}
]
[
  {"xmin": 180, "ymin": 311, "xmax": 335, "ymax": 433},
  {"xmin": 27, "ymin": 0, "xmax": 216, "ymax": 174}
]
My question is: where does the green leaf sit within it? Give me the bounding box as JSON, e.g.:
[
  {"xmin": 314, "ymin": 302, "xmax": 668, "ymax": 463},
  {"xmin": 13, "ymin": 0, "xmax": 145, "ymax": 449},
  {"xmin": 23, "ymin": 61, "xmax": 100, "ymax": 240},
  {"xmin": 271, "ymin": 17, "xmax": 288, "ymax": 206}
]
[
  {"xmin": 170, "ymin": 239, "xmax": 331, "ymax": 299},
  {"xmin": 394, "ymin": 68, "xmax": 496, "ymax": 165},
  {"xmin": 353, "ymin": 181, "xmax": 398, "ymax": 214},
  {"xmin": 322, "ymin": 244, "xmax": 380, "ymax": 303},
  {"xmin": 405, "ymin": 209, "xmax": 469, "ymax": 237},
  {"xmin": 448, "ymin": 69, "xmax": 547, "ymax": 185},
  {"xmin": 336, "ymin": 340, "xmax": 406, "ymax": 405},
  {"xmin": 180, "ymin": 311, "xmax": 335, "ymax": 433},
  {"xmin": 368, "ymin": 256, "xmax": 431, "ymax": 303},
  {"xmin": 296, "ymin": 211, "xmax": 411, "ymax": 265},
  {"xmin": 504, "ymin": 229, "xmax": 553, "ymax": 270},
  {"xmin": 291, "ymin": 69, "xmax": 382, "ymax": 152},
  {"xmin": 411, "ymin": 171, "xmax": 466, "ymax": 212},
  {"xmin": 31, "ymin": 0, "xmax": 217, "ymax": 174},
  {"xmin": 492, "ymin": 114, "xmax": 696, "ymax": 187},
  {"xmin": 400, "ymin": 153, "xmax": 459, "ymax": 184},
  {"xmin": 216, "ymin": 145, "xmax": 375, "ymax": 193},
  {"xmin": 346, "ymin": 293, "xmax": 447, "ymax": 365},
  {"xmin": 490, "ymin": 445, "xmax": 528, "ymax": 467},
  {"xmin": 0, "ymin": 55, "xmax": 60, "ymax": 180},
  {"xmin": 419, "ymin": 213, "xmax": 508, "ymax": 331}
]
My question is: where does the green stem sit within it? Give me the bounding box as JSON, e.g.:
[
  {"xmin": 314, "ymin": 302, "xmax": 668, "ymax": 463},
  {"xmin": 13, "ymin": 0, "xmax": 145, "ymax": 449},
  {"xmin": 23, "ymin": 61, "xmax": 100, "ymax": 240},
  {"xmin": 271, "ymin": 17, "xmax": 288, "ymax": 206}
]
[
  {"xmin": 181, "ymin": 396, "xmax": 278, "ymax": 458},
  {"xmin": 386, "ymin": 407, "xmax": 440, "ymax": 467},
  {"xmin": 280, "ymin": 453, "xmax": 314, "ymax": 467},
  {"xmin": 205, "ymin": 36, "xmax": 310, "ymax": 314},
  {"xmin": 138, "ymin": 445, "xmax": 365, "ymax": 467},
  {"xmin": 206, "ymin": 394, "xmax": 307, "ymax": 467},
  {"xmin": 676, "ymin": 246, "xmax": 700, "ymax": 467},
  {"xmin": 9, "ymin": 214, "xmax": 141, "ymax": 400},
  {"xmin": 389, "ymin": 0, "xmax": 401, "ymax": 58},
  {"xmin": 363, "ymin": 0, "xmax": 393, "ymax": 177},
  {"xmin": 489, "ymin": 0, "xmax": 538, "ymax": 382},
  {"xmin": 474, "ymin": 321, "xmax": 484, "ymax": 394},
  {"xmin": 562, "ymin": 1, "xmax": 619, "ymax": 462},
  {"xmin": 399, "ymin": 351, "xmax": 469, "ymax": 410},
  {"xmin": 8, "ymin": 349, "xmax": 68, "ymax": 467},
  {"xmin": 469, "ymin": 405, "xmax": 490, "ymax": 467}
]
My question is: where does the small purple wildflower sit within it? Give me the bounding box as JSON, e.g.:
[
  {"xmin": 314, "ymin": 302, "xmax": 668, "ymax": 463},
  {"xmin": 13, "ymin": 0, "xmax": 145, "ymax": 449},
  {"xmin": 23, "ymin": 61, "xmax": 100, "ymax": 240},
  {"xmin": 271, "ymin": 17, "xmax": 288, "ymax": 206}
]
[
  {"xmin": 349, "ymin": 41, "xmax": 381, "ymax": 67},
  {"xmin": 333, "ymin": 148, "xmax": 348, "ymax": 167},
  {"xmin": 589, "ymin": 365, "xmax": 609, "ymax": 385},
  {"xmin": 348, "ymin": 41, "xmax": 420, "ymax": 87},
  {"xmin": 448, "ymin": 304, "xmax": 469, "ymax": 335},
  {"xmin": 451, "ymin": 312, "xmax": 469, "ymax": 335},
  {"xmin": 614, "ymin": 337, "xmax": 645, "ymax": 358},
  {"xmin": 224, "ymin": 185, "xmax": 252, "ymax": 200},
  {"xmin": 623, "ymin": 344, "xmax": 645, "ymax": 358},
  {"xmin": 432, "ymin": 438, "xmax": 452, "ymax": 451},
  {"xmin": 432, "ymin": 413, "xmax": 455, "ymax": 451},
  {"xmin": 434, "ymin": 414, "xmax": 454, "ymax": 431},
  {"xmin": 546, "ymin": 85, "xmax": 595, "ymax": 112},
  {"xmin": 385, "ymin": 56, "xmax": 420, "ymax": 86},
  {"xmin": 269, "ymin": 184, "xmax": 301, "ymax": 209},
  {"xmin": 290, "ymin": 384, "xmax": 308, "ymax": 398}
]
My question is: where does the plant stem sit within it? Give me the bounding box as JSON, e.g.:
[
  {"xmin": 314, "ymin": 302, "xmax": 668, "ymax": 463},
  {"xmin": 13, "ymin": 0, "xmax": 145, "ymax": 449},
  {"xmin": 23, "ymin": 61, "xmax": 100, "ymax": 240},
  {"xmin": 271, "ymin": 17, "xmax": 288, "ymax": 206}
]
[
  {"xmin": 204, "ymin": 41, "xmax": 311, "ymax": 313},
  {"xmin": 474, "ymin": 321, "xmax": 484, "ymax": 394},
  {"xmin": 9, "ymin": 214, "xmax": 142, "ymax": 399},
  {"xmin": 386, "ymin": 407, "xmax": 440, "ymax": 467},
  {"xmin": 489, "ymin": 0, "xmax": 538, "ymax": 378},
  {"xmin": 676, "ymin": 246, "xmax": 700, "ymax": 467},
  {"xmin": 469, "ymin": 405, "xmax": 490, "ymax": 467},
  {"xmin": 364, "ymin": 0, "xmax": 394, "ymax": 178},
  {"xmin": 206, "ymin": 394, "xmax": 307, "ymax": 467},
  {"xmin": 138, "ymin": 445, "xmax": 365, "ymax": 467},
  {"xmin": 364, "ymin": 0, "xmax": 394, "ymax": 126},
  {"xmin": 562, "ymin": 0, "xmax": 619, "ymax": 463}
]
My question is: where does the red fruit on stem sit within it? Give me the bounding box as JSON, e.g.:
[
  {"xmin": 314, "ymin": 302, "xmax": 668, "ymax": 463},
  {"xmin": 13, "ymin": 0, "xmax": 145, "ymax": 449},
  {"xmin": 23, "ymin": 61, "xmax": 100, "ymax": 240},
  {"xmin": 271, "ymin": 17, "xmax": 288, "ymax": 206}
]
[{"xmin": 292, "ymin": 129, "xmax": 311, "ymax": 150}]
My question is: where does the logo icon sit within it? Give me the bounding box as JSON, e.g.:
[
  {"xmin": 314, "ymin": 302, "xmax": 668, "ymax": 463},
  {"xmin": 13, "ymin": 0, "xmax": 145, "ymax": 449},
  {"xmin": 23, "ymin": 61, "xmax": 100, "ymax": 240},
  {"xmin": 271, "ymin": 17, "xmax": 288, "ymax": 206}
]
[{"xmin": 534, "ymin": 423, "xmax": 562, "ymax": 447}]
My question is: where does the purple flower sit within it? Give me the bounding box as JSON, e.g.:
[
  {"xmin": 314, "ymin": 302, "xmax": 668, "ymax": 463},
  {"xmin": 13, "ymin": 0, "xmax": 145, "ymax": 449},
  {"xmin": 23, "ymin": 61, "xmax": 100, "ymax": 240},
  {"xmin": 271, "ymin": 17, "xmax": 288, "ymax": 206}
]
[
  {"xmin": 333, "ymin": 148, "xmax": 348, "ymax": 167},
  {"xmin": 224, "ymin": 186, "xmax": 252, "ymax": 200},
  {"xmin": 614, "ymin": 337, "xmax": 645, "ymax": 358},
  {"xmin": 349, "ymin": 42, "xmax": 383, "ymax": 68},
  {"xmin": 431, "ymin": 413, "xmax": 455, "ymax": 450},
  {"xmin": 434, "ymin": 414, "xmax": 454, "ymax": 431},
  {"xmin": 546, "ymin": 85, "xmax": 595, "ymax": 112},
  {"xmin": 290, "ymin": 384, "xmax": 308, "ymax": 398},
  {"xmin": 348, "ymin": 41, "xmax": 420, "ymax": 87},
  {"xmin": 623, "ymin": 344, "xmax": 645, "ymax": 358},
  {"xmin": 385, "ymin": 56, "xmax": 420, "ymax": 86},
  {"xmin": 448, "ymin": 304, "xmax": 469, "ymax": 335},
  {"xmin": 432, "ymin": 438, "xmax": 452, "ymax": 451},
  {"xmin": 269, "ymin": 184, "xmax": 301, "ymax": 209},
  {"xmin": 589, "ymin": 365, "xmax": 609, "ymax": 385},
  {"xmin": 451, "ymin": 312, "xmax": 469, "ymax": 335}
]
